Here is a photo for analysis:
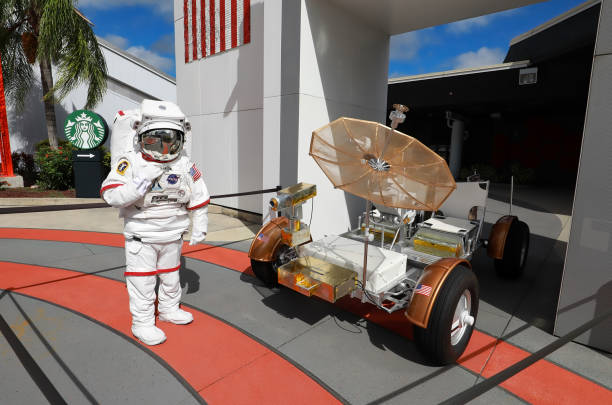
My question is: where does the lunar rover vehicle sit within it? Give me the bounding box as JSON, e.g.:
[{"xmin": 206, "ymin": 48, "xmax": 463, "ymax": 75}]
[{"xmin": 248, "ymin": 105, "xmax": 530, "ymax": 364}]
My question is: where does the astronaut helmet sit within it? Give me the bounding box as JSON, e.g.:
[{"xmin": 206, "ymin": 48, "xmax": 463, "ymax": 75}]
[{"xmin": 133, "ymin": 100, "xmax": 191, "ymax": 162}]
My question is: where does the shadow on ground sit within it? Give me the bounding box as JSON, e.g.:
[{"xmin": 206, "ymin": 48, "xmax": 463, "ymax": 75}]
[{"xmin": 238, "ymin": 271, "xmax": 435, "ymax": 366}]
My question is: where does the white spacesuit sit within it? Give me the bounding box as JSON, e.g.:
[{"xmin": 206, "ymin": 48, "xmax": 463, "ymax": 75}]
[{"xmin": 101, "ymin": 100, "xmax": 209, "ymax": 346}]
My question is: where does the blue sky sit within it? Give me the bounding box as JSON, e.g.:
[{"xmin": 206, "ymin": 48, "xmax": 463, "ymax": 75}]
[
  {"xmin": 77, "ymin": 0, "xmax": 587, "ymax": 79},
  {"xmin": 389, "ymin": 0, "xmax": 587, "ymax": 77},
  {"xmin": 78, "ymin": 0, "xmax": 176, "ymax": 76}
]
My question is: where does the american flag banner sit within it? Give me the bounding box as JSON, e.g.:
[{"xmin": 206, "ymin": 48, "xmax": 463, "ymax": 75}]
[{"xmin": 183, "ymin": 0, "xmax": 251, "ymax": 63}]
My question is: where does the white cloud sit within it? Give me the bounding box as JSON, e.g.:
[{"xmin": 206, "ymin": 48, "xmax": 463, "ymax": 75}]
[
  {"xmin": 453, "ymin": 47, "xmax": 505, "ymax": 69},
  {"xmin": 103, "ymin": 34, "xmax": 129, "ymax": 49},
  {"xmin": 126, "ymin": 46, "xmax": 174, "ymax": 72},
  {"xmin": 99, "ymin": 32, "xmax": 174, "ymax": 74},
  {"xmin": 389, "ymin": 31, "xmax": 421, "ymax": 61},
  {"xmin": 151, "ymin": 33, "xmax": 174, "ymax": 55},
  {"xmin": 446, "ymin": 8, "xmax": 520, "ymax": 34},
  {"xmin": 446, "ymin": 15, "xmax": 493, "ymax": 34},
  {"xmin": 78, "ymin": 0, "xmax": 173, "ymax": 18}
]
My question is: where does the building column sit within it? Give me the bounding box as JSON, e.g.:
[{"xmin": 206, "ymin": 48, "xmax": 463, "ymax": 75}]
[
  {"xmin": 446, "ymin": 111, "xmax": 465, "ymax": 179},
  {"xmin": 449, "ymin": 118, "xmax": 464, "ymax": 179},
  {"xmin": 555, "ymin": 0, "xmax": 612, "ymax": 352},
  {"xmin": 262, "ymin": 0, "xmax": 302, "ymax": 217}
]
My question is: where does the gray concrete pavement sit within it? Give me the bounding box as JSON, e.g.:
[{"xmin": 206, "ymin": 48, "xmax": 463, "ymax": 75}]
[
  {"xmin": 0, "ymin": 193, "xmax": 610, "ymax": 404},
  {"xmin": 0, "ymin": 198, "xmax": 262, "ymax": 242}
]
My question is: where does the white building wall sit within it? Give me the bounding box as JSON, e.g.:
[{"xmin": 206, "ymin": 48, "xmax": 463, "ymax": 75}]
[
  {"xmin": 262, "ymin": 0, "xmax": 301, "ymax": 219},
  {"xmin": 176, "ymin": 0, "xmax": 537, "ymax": 238},
  {"xmin": 296, "ymin": 1, "xmax": 390, "ymax": 238},
  {"xmin": 176, "ymin": 0, "xmax": 388, "ymax": 235},
  {"xmin": 7, "ymin": 39, "xmax": 176, "ymax": 153},
  {"xmin": 175, "ymin": 0, "xmax": 265, "ymax": 214},
  {"xmin": 556, "ymin": 0, "xmax": 612, "ymax": 353}
]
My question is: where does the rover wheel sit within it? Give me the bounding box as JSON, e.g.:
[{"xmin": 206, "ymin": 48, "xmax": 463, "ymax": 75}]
[
  {"xmin": 414, "ymin": 265, "xmax": 479, "ymax": 365},
  {"xmin": 495, "ymin": 220, "xmax": 530, "ymax": 278},
  {"xmin": 250, "ymin": 244, "xmax": 293, "ymax": 286}
]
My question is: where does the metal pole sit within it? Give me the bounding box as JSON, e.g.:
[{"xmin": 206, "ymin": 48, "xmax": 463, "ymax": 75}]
[
  {"xmin": 449, "ymin": 118, "xmax": 464, "ymax": 178},
  {"xmin": 509, "ymin": 175, "xmax": 514, "ymax": 215},
  {"xmin": 362, "ymin": 200, "xmax": 371, "ymax": 293}
]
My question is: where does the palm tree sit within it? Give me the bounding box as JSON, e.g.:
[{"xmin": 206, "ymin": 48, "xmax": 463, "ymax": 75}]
[{"xmin": 0, "ymin": 0, "xmax": 107, "ymax": 149}]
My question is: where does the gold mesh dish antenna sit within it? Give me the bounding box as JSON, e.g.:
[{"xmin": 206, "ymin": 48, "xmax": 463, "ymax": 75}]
[{"xmin": 310, "ymin": 117, "xmax": 456, "ymax": 211}]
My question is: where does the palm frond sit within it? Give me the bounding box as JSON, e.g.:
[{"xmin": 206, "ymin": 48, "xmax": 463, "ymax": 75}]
[
  {"xmin": 37, "ymin": 0, "xmax": 77, "ymax": 61},
  {"xmin": 0, "ymin": 24, "xmax": 34, "ymax": 112},
  {"xmin": 2, "ymin": 0, "xmax": 107, "ymax": 110},
  {"xmin": 51, "ymin": 13, "xmax": 107, "ymax": 108}
]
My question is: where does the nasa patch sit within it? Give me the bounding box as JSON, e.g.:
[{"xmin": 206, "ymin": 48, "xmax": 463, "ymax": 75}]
[
  {"xmin": 167, "ymin": 174, "xmax": 180, "ymax": 184},
  {"xmin": 116, "ymin": 160, "xmax": 129, "ymax": 175}
]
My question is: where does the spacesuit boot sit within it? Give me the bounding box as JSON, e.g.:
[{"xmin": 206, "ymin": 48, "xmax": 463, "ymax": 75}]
[
  {"xmin": 157, "ymin": 270, "xmax": 194, "ymax": 325},
  {"xmin": 131, "ymin": 325, "xmax": 167, "ymax": 345},
  {"xmin": 158, "ymin": 308, "xmax": 194, "ymax": 324},
  {"xmin": 127, "ymin": 275, "xmax": 167, "ymax": 345}
]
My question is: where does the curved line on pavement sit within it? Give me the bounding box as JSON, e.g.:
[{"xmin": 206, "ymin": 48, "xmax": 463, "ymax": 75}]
[
  {"xmin": 2, "ymin": 229, "xmax": 611, "ymax": 405},
  {"xmin": 0, "ymin": 261, "xmax": 344, "ymax": 405},
  {"xmin": 0, "ymin": 288, "xmax": 206, "ymax": 405}
]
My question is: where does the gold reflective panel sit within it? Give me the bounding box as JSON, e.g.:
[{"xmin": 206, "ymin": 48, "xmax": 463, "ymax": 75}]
[{"xmin": 278, "ymin": 256, "xmax": 357, "ymax": 303}]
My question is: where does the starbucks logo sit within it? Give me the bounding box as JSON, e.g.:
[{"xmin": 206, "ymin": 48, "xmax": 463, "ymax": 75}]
[{"xmin": 64, "ymin": 110, "xmax": 107, "ymax": 149}]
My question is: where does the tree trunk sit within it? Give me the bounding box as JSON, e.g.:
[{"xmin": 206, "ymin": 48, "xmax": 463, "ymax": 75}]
[{"xmin": 39, "ymin": 57, "xmax": 58, "ymax": 150}]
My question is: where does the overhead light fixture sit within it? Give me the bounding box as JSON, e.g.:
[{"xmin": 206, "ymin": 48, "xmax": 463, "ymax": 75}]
[{"xmin": 519, "ymin": 67, "xmax": 538, "ymax": 85}]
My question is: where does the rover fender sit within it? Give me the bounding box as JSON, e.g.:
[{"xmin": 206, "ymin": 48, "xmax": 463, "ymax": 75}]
[
  {"xmin": 248, "ymin": 217, "xmax": 289, "ymax": 262},
  {"xmin": 487, "ymin": 215, "xmax": 517, "ymax": 260},
  {"xmin": 404, "ymin": 258, "xmax": 471, "ymax": 328}
]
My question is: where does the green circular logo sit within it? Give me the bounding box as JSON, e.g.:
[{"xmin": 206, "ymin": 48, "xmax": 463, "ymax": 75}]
[{"xmin": 64, "ymin": 110, "xmax": 108, "ymax": 149}]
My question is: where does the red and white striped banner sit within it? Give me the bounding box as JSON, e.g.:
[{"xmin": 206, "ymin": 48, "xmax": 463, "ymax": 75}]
[{"xmin": 183, "ymin": 0, "xmax": 251, "ymax": 63}]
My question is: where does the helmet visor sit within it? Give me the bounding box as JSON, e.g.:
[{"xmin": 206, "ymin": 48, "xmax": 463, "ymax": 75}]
[{"xmin": 141, "ymin": 129, "xmax": 183, "ymax": 157}]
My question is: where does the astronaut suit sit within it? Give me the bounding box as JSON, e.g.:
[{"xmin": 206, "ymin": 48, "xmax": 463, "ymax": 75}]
[{"xmin": 101, "ymin": 100, "xmax": 209, "ymax": 346}]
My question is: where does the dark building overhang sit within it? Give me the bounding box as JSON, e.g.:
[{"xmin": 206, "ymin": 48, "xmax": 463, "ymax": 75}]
[
  {"xmin": 504, "ymin": 0, "xmax": 600, "ymax": 63},
  {"xmin": 387, "ymin": 1, "xmax": 600, "ymax": 118}
]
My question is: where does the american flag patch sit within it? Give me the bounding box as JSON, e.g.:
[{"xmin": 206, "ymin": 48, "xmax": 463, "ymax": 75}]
[
  {"xmin": 414, "ymin": 284, "xmax": 432, "ymax": 297},
  {"xmin": 183, "ymin": 0, "xmax": 251, "ymax": 63},
  {"xmin": 190, "ymin": 164, "xmax": 202, "ymax": 181}
]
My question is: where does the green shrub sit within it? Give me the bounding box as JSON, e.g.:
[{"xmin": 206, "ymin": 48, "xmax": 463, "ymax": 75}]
[
  {"xmin": 11, "ymin": 151, "xmax": 37, "ymax": 186},
  {"xmin": 99, "ymin": 145, "xmax": 111, "ymax": 177},
  {"xmin": 34, "ymin": 143, "xmax": 75, "ymax": 190},
  {"xmin": 35, "ymin": 138, "xmax": 73, "ymax": 152}
]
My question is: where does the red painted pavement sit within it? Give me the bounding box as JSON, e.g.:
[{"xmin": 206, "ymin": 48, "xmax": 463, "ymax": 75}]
[{"xmin": 0, "ymin": 261, "xmax": 340, "ymax": 404}]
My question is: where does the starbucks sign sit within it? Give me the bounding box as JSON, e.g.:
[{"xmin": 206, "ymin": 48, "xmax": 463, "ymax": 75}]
[{"xmin": 64, "ymin": 110, "xmax": 107, "ymax": 149}]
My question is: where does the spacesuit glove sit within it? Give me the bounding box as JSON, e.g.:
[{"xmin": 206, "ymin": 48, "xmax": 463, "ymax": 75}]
[
  {"xmin": 132, "ymin": 176, "xmax": 152, "ymax": 196},
  {"xmin": 189, "ymin": 231, "xmax": 207, "ymax": 246},
  {"xmin": 140, "ymin": 163, "xmax": 164, "ymax": 182}
]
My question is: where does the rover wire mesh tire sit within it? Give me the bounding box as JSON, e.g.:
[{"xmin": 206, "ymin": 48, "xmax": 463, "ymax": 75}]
[
  {"xmin": 494, "ymin": 220, "xmax": 530, "ymax": 279},
  {"xmin": 414, "ymin": 265, "xmax": 479, "ymax": 365},
  {"xmin": 250, "ymin": 244, "xmax": 291, "ymax": 287},
  {"xmin": 250, "ymin": 259, "xmax": 279, "ymax": 287}
]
